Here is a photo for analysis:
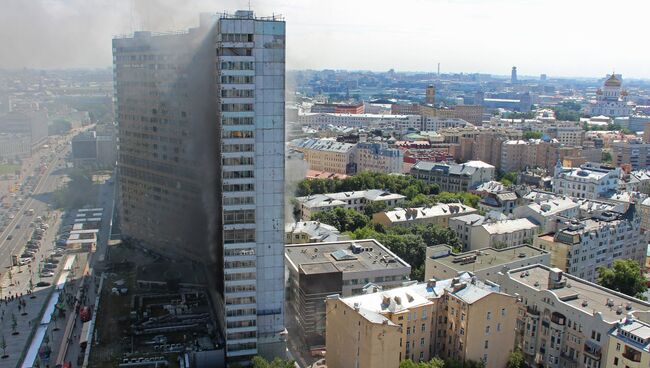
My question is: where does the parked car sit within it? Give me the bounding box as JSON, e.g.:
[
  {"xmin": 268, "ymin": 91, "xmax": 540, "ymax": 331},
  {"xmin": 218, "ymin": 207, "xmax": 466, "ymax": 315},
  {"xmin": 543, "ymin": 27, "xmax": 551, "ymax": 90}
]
[
  {"xmin": 36, "ymin": 281, "xmax": 51, "ymax": 287},
  {"xmin": 40, "ymin": 272, "xmax": 54, "ymax": 277}
]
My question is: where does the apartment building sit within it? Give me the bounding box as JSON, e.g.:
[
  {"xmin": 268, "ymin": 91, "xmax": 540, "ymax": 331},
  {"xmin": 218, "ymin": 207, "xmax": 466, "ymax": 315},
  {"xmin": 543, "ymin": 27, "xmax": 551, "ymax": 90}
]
[
  {"xmin": 298, "ymin": 112, "xmax": 421, "ymax": 130},
  {"xmin": 295, "ymin": 189, "xmax": 406, "ymax": 220},
  {"xmin": 449, "ymin": 214, "xmax": 486, "ymax": 250},
  {"xmin": 285, "ymin": 221, "xmax": 349, "ymax": 244},
  {"xmin": 544, "ymin": 125, "xmax": 585, "ymax": 147},
  {"xmin": 421, "ymin": 117, "xmax": 471, "ymax": 132},
  {"xmin": 478, "ymin": 191, "xmax": 519, "ymax": 215},
  {"xmin": 311, "ymin": 102, "xmax": 364, "ymax": 114},
  {"xmin": 285, "ymin": 239, "xmax": 411, "ymax": 345},
  {"xmin": 612, "ymin": 139, "xmax": 650, "ymax": 170},
  {"xmin": 420, "ymin": 104, "xmax": 484, "ymax": 125},
  {"xmin": 604, "ymin": 317, "xmax": 650, "ymax": 368},
  {"xmin": 500, "ymin": 265, "xmax": 650, "ymax": 368},
  {"xmin": 532, "ymin": 214, "xmax": 646, "ymax": 282},
  {"xmin": 425, "ymin": 244, "xmax": 550, "ymax": 283},
  {"xmin": 326, "ymin": 274, "xmax": 517, "ymax": 368},
  {"xmin": 513, "ymin": 197, "xmax": 581, "ymax": 233},
  {"xmin": 113, "ymin": 11, "xmax": 286, "ymax": 362},
  {"xmin": 410, "ymin": 160, "xmax": 495, "ymax": 192},
  {"xmin": 290, "ymin": 138, "xmax": 355, "ymax": 174},
  {"xmin": 553, "ymin": 163, "xmax": 620, "ymax": 199},
  {"xmin": 355, "ymin": 142, "xmax": 404, "ymax": 174},
  {"xmin": 470, "ymin": 218, "xmax": 539, "ymax": 250},
  {"xmin": 373, "ymin": 203, "xmax": 478, "ymax": 228}
]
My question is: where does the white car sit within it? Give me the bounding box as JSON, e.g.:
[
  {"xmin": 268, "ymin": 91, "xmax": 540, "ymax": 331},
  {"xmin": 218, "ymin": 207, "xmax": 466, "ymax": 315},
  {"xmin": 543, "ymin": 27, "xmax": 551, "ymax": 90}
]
[
  {"xmin": 19, "ymin": 258, "xmax": 32, "ymax": 265},
  {"xmin": 40, "ymin": 272, "xmax": 54, "ymax": 277}
]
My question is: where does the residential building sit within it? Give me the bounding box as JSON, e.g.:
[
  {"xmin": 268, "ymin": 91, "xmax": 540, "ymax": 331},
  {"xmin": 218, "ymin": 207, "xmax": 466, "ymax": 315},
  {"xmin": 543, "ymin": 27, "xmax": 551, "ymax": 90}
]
[
  {"xmin": 425, "ymin": 244, "xmax": 550, "ymax": 283},
  {"xmin": 311, "ymin": 102, "xmax": 364, "ymax": 114},
  {"xmin": 420, "ymin": 104, "xmax": 484, "ymax": 125},
  {"xmin": 285, "ymin": 239, "xmax": 411, "ymax": 345},
  {"xmin": 500, "ymin": 265, "xmax": 650, "ymax": 368},
  {"xmin": 373, "ymin": 203, "xmax": 478, "ymax": 228},
  {"xmin": 285, "ymin": 221, "xmax": 349, "ymax": 244},
  {"xmin": 469, "ymin": 218, "xmax": 539, "ymax": 249},
  {"xmin": 640, "ymin": 198, "xmax": 650, "ymax": 232},
  {"xmin": 449, "ymin": 214, "xmax": 486, "ymax": 250},
  {"xmin": 513, "ymin": 197, "xmax": 581, "ymax": 233},
  {"xmin": 295, "ymin": 189, "xmax": 406, "ymax": 220},
  {"xmin": 553, "ymin": 162, "xmax": 620, "ymax": 199},
  {"xmin": 113, "ymin": 11, "xmax": 286, "ymax": 361},
  {"xmin": 392, "ymin": 103, "xmax": 420, "ymax": 115},
  {"xmin": 290, "ymin": 138, "xmax": 355, "ymax": 174},
  {"xmin": 298, "ymin": 112, "xmax": 421, "ymax": 130},
  {"xmin": 589, "ymin": 74, "xmax": 633, "ymax": 117},
  {"xmin": 532, "ymin": 214, "xmax": 645, "ymax": 282},
  {"xmin": 421, "ymin": 117, "xmax": 471, "ymax": 132},
  {"xmin": 326, "ymin": 274, "xmax": 517, "ymax": 368},
  {"xmin": 604, "ymin": 317, "xmax": 650, "ymax": 368},
  {"xmin": 410, "ymin": 160, "xmax": 495, "ymax": 192},
  {"xmin": 500, "ymin": 139, "xmax": 581, "ymax": 173},
  {"xmin": 545, "ymin": 124, "xmax": 585, "ymax": 147},
  {"xmin": 355, "ymin": 142, "xmax": 404, "ymax": 174},
  {"xmin": 478, "ymin": 191, "xmax": 519, "ymax": 215},
  {"xmin": 612, "ymin": 139, "xmax": 650, "ymax": 170},
  {"xmin": 626, "ymin": 170, "xmax": 650, "ymax": 194},
  {"xmin": 0, "ymin": 133, "xmax": 31, "ymax": 159}
]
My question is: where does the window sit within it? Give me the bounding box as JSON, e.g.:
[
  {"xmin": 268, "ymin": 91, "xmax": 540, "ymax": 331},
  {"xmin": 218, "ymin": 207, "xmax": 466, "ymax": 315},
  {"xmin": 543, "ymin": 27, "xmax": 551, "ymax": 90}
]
[
  {"xmin": 501, "ymin": 308, "xmax": 506, "ymax": 316},
  {"xmin": 485, "ymin": 326, "xmax": 490, "ymax": 335},
  {"xmin": 420, "ymin": 337, "xmax": 425, "ymax": 346},
  {"xmin": 616, "ymin": 343, "xmax": 621, "ymax": 351},
  {"xmin": 421, "ymin": 324, "xmax": 426, "ymax": 332},
  {"xmin": 484, "ymin": 340, "xmax": 489, "ymax": 349},
  {"xmin": 487, "ymin": 312, "xmax": 492, "ymax": 320},
  {"xmin": 497, "ymin": 323, "xmax": 501, "ymax": 332},
  {"xmin": 407, "ymin": 327, "xmax": 411, "ymax": 335},
  {"xmin": 613, "ymin": 357, "xmax": 618, "ymax": 366}
]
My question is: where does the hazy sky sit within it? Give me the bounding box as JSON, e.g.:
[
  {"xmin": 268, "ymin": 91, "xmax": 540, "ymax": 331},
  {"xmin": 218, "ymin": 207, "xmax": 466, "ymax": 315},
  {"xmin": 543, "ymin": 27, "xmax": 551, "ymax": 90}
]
[{"xmin": 2, "ymin": 0, "xmax": 650, "ymax": 78}]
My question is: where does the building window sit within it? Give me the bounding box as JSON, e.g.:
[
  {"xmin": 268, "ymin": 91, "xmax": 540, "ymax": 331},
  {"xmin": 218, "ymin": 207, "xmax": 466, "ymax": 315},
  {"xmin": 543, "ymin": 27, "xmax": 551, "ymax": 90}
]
[
  {"xmin": 484, "ymin": 340, "xmax": 488, "ymax": 349},
  {"xmin": 487, "ymin": 312, "xmax": 491, "ymax": 320},
  {"xmin": 420, "ymin": 337, "xmax": 425, "ymax": 346}
]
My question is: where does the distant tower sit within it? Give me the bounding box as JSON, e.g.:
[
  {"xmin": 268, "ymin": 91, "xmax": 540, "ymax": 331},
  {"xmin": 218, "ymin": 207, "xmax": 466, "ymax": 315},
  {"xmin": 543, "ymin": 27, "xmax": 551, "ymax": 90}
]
[
  {"xmin": 540, "ymin": 74, "xmax": 547, "ymax": 81},
  {"xmin": 437, "ymin": 62, "xmax": 440, "ymax": 77},
  {"xmin": 511, "ymin": 66, "xmax": 518, "ymax": 84},
  {"xmin": 426, "ymin": 84, "xmax": 436, "ymax": 105}
]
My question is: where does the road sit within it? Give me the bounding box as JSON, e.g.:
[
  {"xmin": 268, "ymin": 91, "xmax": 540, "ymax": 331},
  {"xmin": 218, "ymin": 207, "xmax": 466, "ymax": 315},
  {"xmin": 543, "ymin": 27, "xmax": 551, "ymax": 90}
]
[{"xmin": 0, "ymin": 135, "xmax": 73, "ymax": 272}]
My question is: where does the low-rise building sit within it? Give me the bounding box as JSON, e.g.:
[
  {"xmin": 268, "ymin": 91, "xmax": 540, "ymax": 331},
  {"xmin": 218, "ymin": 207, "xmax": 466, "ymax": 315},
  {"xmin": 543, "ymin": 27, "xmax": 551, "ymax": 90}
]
[
  {"xmin": 326, "ymin": 273, "xmax": 517, "ymax": 368},
  {"xmin": 410, "ymin": 160, "xmax": 495, "ymax": 193},
  {"xmin": 499, "ymin": 265, "xmax": 650, "ymax": 368},
  {"xmin": 285, "ymin": 221, "xmax": 349, "ymax": 244},
  {"xmin": 553, "ymin": 162, "xmax": 620, "ymax": 199},
  {"xmin": 449, "ymin": 214, "xmax": 486, "ymax": 250},
  {"xmin": 478, "ymin": 191, "xmax": 519, "ymax": 215},
  {"xmin": 285, "ymin": 239, "xmax": 411, "ymax": 345},
  {"xmin": 425, "ymin": 244, "xmax": 550, "ymax": 283},
  {"xmin": 295, "ymin": 189, "xmax": 406, "ymax": 220},
  {"xmin": 373, "ymin": 203, "xmax": 478, "ymax": 228}
]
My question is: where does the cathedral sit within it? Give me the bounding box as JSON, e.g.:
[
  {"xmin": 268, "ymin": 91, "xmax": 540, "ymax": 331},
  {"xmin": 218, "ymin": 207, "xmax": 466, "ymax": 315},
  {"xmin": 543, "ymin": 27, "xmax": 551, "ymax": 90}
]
[{"xmin": 589, "ymin": 73, "xmax": 633, "ymax": 117}]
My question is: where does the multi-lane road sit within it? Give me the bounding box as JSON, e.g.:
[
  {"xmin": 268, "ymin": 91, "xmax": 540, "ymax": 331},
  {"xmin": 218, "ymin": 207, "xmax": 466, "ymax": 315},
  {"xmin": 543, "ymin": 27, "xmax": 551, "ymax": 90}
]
[{"xmin": 0, "ymin": 136, "xmax": 73, "ymax": 272}]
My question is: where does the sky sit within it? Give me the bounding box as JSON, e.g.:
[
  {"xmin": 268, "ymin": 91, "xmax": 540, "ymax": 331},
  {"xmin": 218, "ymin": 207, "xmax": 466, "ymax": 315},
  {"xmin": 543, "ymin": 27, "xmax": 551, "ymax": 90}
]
[{"xmin": 1, "ymin": 0, "xmax": 650, "ymax": 78}]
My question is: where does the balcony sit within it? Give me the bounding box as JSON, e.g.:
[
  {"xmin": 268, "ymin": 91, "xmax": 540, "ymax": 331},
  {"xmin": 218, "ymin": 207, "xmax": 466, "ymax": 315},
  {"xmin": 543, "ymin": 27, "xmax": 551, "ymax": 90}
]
[
  {"xmin": 560, "ymin": 352, "xmax": 578, "ymax": 368},
  {"xmin": 623, "ymin": 347, "xmax": 642, "ymax": 363},
  {"xmin": 526, "ymin": 306, "xmax": 541, "ymax": 316},
  {"xmin": 583, "ymin": 340, "xmax": 602, "ymax": 358}
]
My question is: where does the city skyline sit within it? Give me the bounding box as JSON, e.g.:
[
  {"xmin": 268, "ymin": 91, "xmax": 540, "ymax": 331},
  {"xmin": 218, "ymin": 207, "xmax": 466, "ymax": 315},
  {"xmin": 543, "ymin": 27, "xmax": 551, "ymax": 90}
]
[{"xmin": 2, "ymin": 0, "xmax": 650, "ymax": 79}]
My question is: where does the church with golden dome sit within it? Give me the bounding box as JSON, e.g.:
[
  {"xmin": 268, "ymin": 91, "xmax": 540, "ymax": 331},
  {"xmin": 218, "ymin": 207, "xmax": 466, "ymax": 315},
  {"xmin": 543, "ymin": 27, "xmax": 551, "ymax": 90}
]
[{"xmin": 589, "ymin": 73, "xmax": 633, "ymax": 117}]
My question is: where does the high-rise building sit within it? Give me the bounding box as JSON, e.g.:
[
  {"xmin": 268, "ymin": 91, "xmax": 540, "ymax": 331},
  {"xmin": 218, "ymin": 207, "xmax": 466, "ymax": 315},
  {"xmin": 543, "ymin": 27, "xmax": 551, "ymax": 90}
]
[
  {"xmin": 511, "ymin": 66, "xmax": 518, "ymax": 84},
  {"xmin": 113, "ymin": 10, "xmax": 286, "ymax": 363},
  {"xmin": 426, "ymin": 84, "xmax": 436, "ymax": 105}
]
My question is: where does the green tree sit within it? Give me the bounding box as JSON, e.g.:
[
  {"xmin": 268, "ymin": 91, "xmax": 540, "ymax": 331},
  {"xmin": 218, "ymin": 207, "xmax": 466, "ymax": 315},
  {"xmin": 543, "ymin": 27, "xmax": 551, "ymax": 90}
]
[
  {"xmin": 523, "ymin": 131, "xmax": 543, "ymax": 140},
  {"xmin": 602, "ymin": 151, "xmax": 612, "ymax": 164},
  {"xmin": 251, "ymin": 356, "xmax": 295, "ymax": 368},
  {"xmin": 433, "ymin": 192, "xmax": 480, "ymax": 208},
  {"xmin": 400, "ymin": 357, "xmax": 445, "ymax": 368},
  {"xmin": 597, "ymin": 259, "xmax": 647, "ymax": 299},
  {"xmin": 507, "ymin": 349, "xmax": 525, "ymax": 368},
  {"xmin": 364, "ymin": 201, "xmax": 388, "ymax": 217},
  {"xmin": 311, "ymin": 208, "xmax": 370, "ymax": 232},
  {"xmin": 295, "ymin": 171, "xmax": 439, "ymax": 198}
]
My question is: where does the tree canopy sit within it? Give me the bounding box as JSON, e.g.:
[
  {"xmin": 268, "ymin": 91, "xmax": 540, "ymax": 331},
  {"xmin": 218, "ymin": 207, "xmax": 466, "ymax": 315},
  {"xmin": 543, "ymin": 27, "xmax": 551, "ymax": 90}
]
[
  {"xmin": 507, "ymin": 350, "xmax": 525, "ymax": 368},
  {"xmin": 310, "ymin": 207, "xmax": 370, "ymax": 233},
  {"xmin": 400, "ymin": 357, "xmax": 445, "ymax": 368},
  {"xmin": 597, "ymin": 259, "xmax": 647, "ymax": 299},
  {"xmin": 296, "ymin": 171, "xmax": 439, "ymax": 199},
  {"xmin": 523, "ymin": 131, "xmax": 543, "ymax": 140},
  {"xmin": 350, "ymin": 223, "xmax": 460, "ymax": 280},
  {"xmin": 250, "ymin": 356, "xmax": 295, "ymax": 368},
  {"xmin": 433, "ymin": 192, "xmax": 481, "ymax": 208}
]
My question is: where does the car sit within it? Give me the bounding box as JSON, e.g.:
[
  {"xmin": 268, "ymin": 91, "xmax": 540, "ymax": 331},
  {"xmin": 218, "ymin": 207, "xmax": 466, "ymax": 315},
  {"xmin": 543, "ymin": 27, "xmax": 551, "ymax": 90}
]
[
  {"xmin": 19, "ymin": 258, "xmax": 31, "ymax": 265},
  {"xmin": 21, "ymin": 253, "xmax": 34, "ymax": 258},
  {"xmin": 40, "ymin": 272, "xmax": 54, "ymax": 277},
  {"xmin": 42, "ymin": 263, "xmax": 56, "ymax": 269},
  {"xmin": 50, "ymin": 252, "xmax": 63, "ymax": 258},
  {"xmin": 15, "ymin": 224, "xmax": 21, "ymax": 229},
  {"xmin": 6, "ymin": 235, "xmax": 13, "ymax": 240},
  {"xmin": 46, "ymin": 258, "xmax": 59, "ymax": 264},
  {"xmin": 36, "ymin": 281, "xmax": 51, "ymax": 287}
]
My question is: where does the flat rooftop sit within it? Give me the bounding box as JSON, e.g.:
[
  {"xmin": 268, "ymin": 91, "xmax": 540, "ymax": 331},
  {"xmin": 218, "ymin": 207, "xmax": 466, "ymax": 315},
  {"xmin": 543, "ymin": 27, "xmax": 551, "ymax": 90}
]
[
  {"xmin": 508, "ymin": 265, "xmax": 650, "ymax": 323},
  {"xmin": 285, "ymin": 239, "xmax": 410, "ymax": 275},
  {"xmin": 428, "ymin": 244, "xmax": 548, "ymax": 272}
]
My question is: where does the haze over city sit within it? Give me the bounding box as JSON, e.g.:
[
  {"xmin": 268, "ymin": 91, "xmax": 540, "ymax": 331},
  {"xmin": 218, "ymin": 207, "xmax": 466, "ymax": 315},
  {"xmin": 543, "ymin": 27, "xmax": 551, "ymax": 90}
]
[{"xmin": 3, "ymin": 0, "xmax": 650, "ymax": 78}]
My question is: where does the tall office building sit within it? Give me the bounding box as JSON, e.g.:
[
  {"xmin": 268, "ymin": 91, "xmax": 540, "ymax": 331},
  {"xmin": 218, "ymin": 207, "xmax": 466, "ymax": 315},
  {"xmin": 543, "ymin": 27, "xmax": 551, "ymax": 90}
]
[
  {"xmin": 511, "ymin": 66, "xmax": 518, "ymax": 83},
  {"xmin": 113, "ymin": 10, "xmax": 286, "ymax": 363}
]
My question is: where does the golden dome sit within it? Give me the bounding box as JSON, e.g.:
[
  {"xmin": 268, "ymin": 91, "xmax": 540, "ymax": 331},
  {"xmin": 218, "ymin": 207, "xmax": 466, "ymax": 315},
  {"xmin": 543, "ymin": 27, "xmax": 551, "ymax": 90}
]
[{"xmin": 604, "ymin": 74, "xmax": 621, "ymax": 87}]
